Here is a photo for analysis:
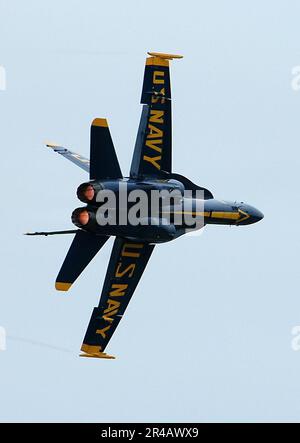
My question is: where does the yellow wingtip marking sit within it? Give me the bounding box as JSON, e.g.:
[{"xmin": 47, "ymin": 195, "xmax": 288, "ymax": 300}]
[
  {"xmin": 80, "ymin": 344, "xmax": 115, "ymax": 359},
  {"xmin": 147, "ymin": 52, "xmax": 183, "ymax": 60},
  {"xmin": 81, "ymin": 344, "xmax": 101, "ymax": 354},
  {"xmin": 79, "ymin": 352, "xmax": 116, "ymax": 359},
  {"xmin": 92, "ymin": 118, "xmax": 108, "ymax": 128},
  {"xmin": 45, "ymin": 141, "xmax": 61, "ymax": 149},
  {"xmin": 55, "ymin": 282, "xmax": 72, "ymax": 291}
]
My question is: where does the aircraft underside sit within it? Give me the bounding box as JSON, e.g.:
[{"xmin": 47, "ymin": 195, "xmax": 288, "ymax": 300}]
[{"xmin": 27, "ymin": 52, "xmax": 263, "ymax": 359}]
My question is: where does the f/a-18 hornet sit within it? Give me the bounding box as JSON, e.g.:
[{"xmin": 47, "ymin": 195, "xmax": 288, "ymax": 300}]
[{"xmin": 27, "ymin": 52, "xmax": 263, "ymax": 359}]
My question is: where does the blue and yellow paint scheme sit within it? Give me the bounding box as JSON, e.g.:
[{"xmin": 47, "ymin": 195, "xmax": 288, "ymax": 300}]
[{"xmin": 28, "ymin": 52, "xmax": 263, "ymax": 359}]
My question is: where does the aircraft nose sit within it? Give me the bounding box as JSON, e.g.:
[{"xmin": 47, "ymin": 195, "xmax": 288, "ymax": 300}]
[{"xmin": 244, "ymin": 205, "xmax": 264, "ymax": 224}]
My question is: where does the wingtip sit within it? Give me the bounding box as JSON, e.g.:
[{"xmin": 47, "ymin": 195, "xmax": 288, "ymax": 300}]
[
  {"xmin": 55, "ymin": 282, "xmax": 72, "ymax": 291},
  {"xmin": 45, "ymin": 141, "xmax": 58, "ymax": 148},
  {"xmin": 147, "ymin": 52, "xmax": 183, "ymax": 60},
  {"xmin": 79, "ymin": 352, "xmax": 116, "ymax": 359},
  {"xmin": 45, "ymin": 141, "xmax": 65, "ymax": 150},
  {"xmin": 80, "ymin": 344, "xmax": 115, "ymax": 359}
]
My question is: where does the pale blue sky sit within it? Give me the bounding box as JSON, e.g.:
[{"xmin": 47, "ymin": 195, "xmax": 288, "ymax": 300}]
[{"xmin": 0, "ymin": 0, "xmax": 300, "ymax": 422}]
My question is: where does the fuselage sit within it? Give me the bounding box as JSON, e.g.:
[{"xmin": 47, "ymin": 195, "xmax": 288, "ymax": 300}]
[
  {"xmin": 71, "ymin": 177, "xmax": 264, "ymax": 243},
  {"xmin": 195, "ymin": 198, "xmax": 264, "ymax": 226}
]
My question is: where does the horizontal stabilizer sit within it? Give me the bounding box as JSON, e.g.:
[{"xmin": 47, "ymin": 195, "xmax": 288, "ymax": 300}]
[{"xmin": 46, "ymin": 142, "xmax": 90, "ymax": 172}]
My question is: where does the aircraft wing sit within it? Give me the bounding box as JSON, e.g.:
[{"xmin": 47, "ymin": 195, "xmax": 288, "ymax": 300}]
[
  {"xmin": 80, "ymin": 237, "xmax": 155, "ymax": 358},
  {"xmin": 130, "ymin": 52, "xmax": 183, "ymax": 178},
  {"xmin": 46, "ymin": 142, "xmax": 90, "ymax": 172}
]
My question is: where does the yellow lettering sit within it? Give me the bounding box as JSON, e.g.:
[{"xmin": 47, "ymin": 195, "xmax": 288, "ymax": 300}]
[
  {"xmin": 147, "ymin": 124, "xmax": 163, "ymax": 139},
  {"xmin": 96, "ymin": 325, "xmax": 111, "ymax": 338},
  {"xmin": 121, "ymin": 243, "xmax": 143, "ymax": 258},
  {"xmin": 103, "ymin": 309, "xmax": 119, "ymax": 323},
  {"xmin": 145, "ymin": 139, "xmax": 162, "ymax": 153},
  {"xmin": 149, "ymin": 110, "xmax": 164, "ymax": 124},
  {"xmin": 151, "ymin": 88, "xmax": 165, "ymax": 104},
  {"xmin": 104, "ymin": 299, "xmax": 121, "ymax": 314},
  {"xmin": 143, "ymin": 155, "xmax": 161, "ymax": 170},
  {"xmin": 115, "ymin": 262, "xmax": 136, "ymax": 278},
  {"xmin": 109, "ymin": 284, "xmax": 128, "ymax": 297},
  {"xmin": 153, "ymin": 71, "xmax": 165, "ymax": 84}
]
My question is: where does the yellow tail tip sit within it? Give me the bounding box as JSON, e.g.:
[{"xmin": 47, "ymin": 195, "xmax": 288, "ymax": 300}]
[
  {"xmin": 92, "ymin": 118, "xmax": 108, "ymax": 128},
  {"xmin": 55, "ymin": 282, "xmax": 72, "ymax": 291}
]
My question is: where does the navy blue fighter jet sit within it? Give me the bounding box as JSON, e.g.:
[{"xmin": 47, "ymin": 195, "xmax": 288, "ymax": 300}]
[{"xmin": 27, "ymin": 52, "xmax": 263, "ymax": 359}]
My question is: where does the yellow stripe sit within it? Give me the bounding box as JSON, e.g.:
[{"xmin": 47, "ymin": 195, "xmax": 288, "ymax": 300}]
[
  {"xmin": 162, "ymin": 210, "xmax": 241, "ymax": 220},
  {"xmin": 92, "ymin": 118, "xmax": 108, "ymax": 128},
  {"xmin": 146, "ymin": 57, "xmax": 169, "ymax": 67},
  {"xmin": 80, "ymin": 352, "xmax": 116, "ymax": 359},
  {"xmin": 55, "ymin": 282, "xmax": 72, "ymax": 291},
  {"xmin": 162, "ymin": 211, "xmax": 210, "ymax": 217},
  {"xmin": 147, "ymin": 52, "xmax": 183, "ymax": 60},
  {"xmin": 211, "ymin": 211, "xmax": 240, "ymax": 220}
]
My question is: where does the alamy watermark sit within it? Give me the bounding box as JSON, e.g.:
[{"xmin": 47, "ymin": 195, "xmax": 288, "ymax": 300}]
[
  {"xmin": 74, "ymin": 184, "xmax": 206, "ymax": 232},
  {"xmin": 291, "ymin": 66, "xmax": 300, "ymax": 91},
  {"xmin": 95, "ymin": 187, "xmax": 204, "ymax": 227},
  {"xmin": 0, "ymin": 65, "xmax": 6, "ymax": 91},
  {"xmin": 291, "ymin": 326, "xmax": 300, "ymax": 351},
  {"xmin": 0, "ymin": 326, "xmax": 6, "ymax": 351}
]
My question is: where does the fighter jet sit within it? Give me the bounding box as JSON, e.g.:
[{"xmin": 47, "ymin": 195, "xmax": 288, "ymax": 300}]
[{"xmin": 27, "ymin": 52, "xmax": 263, "ymax": 359}]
